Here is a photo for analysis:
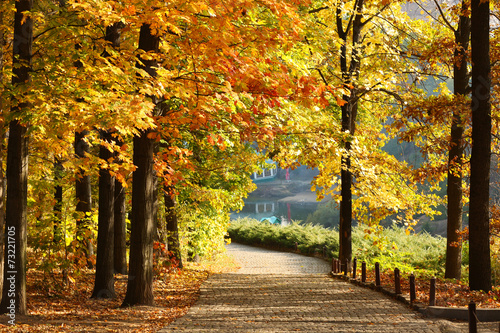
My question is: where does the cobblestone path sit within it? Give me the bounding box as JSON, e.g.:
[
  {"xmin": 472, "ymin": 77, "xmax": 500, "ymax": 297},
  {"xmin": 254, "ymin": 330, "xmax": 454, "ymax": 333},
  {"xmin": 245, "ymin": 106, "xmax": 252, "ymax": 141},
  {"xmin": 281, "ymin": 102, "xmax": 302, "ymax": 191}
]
[{"xmin": 161, "ymin": 243, "xmax": 496, "ymax": 332}]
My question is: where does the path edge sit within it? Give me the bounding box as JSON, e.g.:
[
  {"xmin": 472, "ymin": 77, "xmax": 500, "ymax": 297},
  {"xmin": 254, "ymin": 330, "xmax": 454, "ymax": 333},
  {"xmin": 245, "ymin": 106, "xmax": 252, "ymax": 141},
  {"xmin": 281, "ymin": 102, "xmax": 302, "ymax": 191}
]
[{"xmin": 330, "ymin": 273, "xmax": 500, "ymax": 322}]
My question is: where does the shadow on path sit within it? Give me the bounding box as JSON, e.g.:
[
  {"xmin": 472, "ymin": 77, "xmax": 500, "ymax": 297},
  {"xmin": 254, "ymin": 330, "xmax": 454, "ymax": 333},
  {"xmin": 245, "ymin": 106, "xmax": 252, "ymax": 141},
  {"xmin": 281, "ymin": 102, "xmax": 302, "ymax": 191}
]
[{"xmin": 160, "ymin": 243, "xmax": 471, "ymax": 332}]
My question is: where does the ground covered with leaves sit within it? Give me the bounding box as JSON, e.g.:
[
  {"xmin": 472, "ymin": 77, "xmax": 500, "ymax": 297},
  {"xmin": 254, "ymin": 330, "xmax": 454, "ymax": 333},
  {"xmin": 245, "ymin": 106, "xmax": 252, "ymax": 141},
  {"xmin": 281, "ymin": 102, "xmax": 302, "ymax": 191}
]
[
  {"xmin": 0, "ymin": 254, "xmax": 238, "ymax": 332},
  {"xmin": 364, "ymin": 269, "xmax": 500, "ymax": 308}
]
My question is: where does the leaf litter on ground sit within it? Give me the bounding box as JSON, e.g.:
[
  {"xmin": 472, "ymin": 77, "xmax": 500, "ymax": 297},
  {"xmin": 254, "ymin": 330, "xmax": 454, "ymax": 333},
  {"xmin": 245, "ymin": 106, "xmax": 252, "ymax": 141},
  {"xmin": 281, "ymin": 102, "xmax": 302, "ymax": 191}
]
[{"xmin": 0, "ymin": 252, "xmax": 239, "ymax": 332}]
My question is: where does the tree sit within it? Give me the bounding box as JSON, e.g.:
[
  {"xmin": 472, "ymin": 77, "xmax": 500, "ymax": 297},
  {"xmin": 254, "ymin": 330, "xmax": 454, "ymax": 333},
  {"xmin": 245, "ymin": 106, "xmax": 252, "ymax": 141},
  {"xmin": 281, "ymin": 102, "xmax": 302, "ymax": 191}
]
[
  {"xmin": 336, "ymin": 0, "xmax": 367, "ymax": 270},
  {"xmin": 114, "ymin": 145, "xmax": 128, "ymax": 275},
  {"xmin": 91, "ymin": 131, "xmax": 116, "ymax": 299},
  {"xmin": 122, "ymin": 23, "xmax": 159, "ymax": 307},
  {"xmin": 164, "ymin": 186, "xmax": 182, "ymax": 269},
  {"xmin": 74, "ymin": 130, "xmax": 94, "ymax": 266},
  {"xmin": 445, "ymin": 0, "xmax": 471, "ymax": 280},
  {"xmin": 91, "ymin": 21, "xmax": 126, "ymax": 299},
  {"xmin": 292, "ymin": 1, "xmax": 432, "ymax": 268},
  {"xmin": 469, "ymin": 0, "xmax": 492, "ymax": 292},
  {"xmin": 0, "ymin": 0, "xmax": 33, "ymax": 315},
  {"xmin": 409, "ymin": 0, "xmax": 474, "ymax": 281},
  {"xmin": 0, "ymin": 5, "xmax": 7, "ymax": 300}
]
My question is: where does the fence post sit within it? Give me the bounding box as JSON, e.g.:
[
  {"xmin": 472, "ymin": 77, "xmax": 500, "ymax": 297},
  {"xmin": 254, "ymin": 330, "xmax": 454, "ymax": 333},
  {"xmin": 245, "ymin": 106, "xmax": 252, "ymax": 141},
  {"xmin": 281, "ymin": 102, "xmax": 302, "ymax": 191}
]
[
  {"xmin": 294, "ymin": 242, "xmax": 298, "ymax": 251},
  {"xmin": 332, "ymin": 258, "xmax": 335, "ymax": 273},
  {"xmin": 469, "ymin": 301, "xmax": 477, "ymax": 333},
  {"xmin": 375, "ymin": 262, "xmax": 381, "ymax": 287},
  {"xmin": 362, "ymin": 261, "xmax": 366, "ymax": 283},
  {"xmin": 352, "ymin": 258, "xmax": 357, "ymax": 279},
  {"xmin": 429, "ymin": 277, "xmax": 436, "ymax": 306},
  {"xmin": 409, "ymin": 274, "xmax": 416, "ymax": 304},
  {"xmin": 394, "ymin": 268, "xmax": 401, "ymax": 294},
  {"xmin": 344, "ymin": 259, "xmax": 349, "ymax": 276}
]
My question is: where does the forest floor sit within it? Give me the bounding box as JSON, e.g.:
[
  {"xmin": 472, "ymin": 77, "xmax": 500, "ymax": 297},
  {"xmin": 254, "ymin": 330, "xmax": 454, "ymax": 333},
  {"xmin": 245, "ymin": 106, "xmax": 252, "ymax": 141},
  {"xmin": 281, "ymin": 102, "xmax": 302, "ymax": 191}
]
[
  {"xmin": 0, "ymin": 247, "xmax": 498, "ymax": 332},
  {"xmin": 0, "ymin": 253, "xmax": 239, "ymax": 332},
  {"xmin": 363, "ymin": 269, "xmax": 500, "ymax": 309}
]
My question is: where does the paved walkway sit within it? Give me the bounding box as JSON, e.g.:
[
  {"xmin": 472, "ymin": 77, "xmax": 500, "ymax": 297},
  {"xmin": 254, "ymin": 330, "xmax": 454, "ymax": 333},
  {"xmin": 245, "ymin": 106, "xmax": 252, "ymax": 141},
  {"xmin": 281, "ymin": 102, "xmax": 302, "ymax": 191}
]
[{"xmin": 161, "ymin": 243, "xmax": 496, "ymax": 332}]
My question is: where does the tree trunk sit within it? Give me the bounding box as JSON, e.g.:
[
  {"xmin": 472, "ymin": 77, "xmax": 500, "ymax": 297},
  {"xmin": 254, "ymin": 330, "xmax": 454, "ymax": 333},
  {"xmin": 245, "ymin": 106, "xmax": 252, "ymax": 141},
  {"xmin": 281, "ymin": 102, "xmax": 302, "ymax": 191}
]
[
  {"xmin": 53, "ymin": 159, "xmax": 63, "ymax": 244},
  {"xmin": 91, "ymin": 130, "xmax": 116, "ymax": 299},
  {"xmin": 0, "ymin": 8, "xmax": 6, "ymax": 302},
  {"xmin": 75, "ymin": 130, "xmax": 94, "ymax": 266},
  {"xmin": 0, "ymin": 0, "xmax": 33, "ymax": 316},
  {"xmin": 122, "ymin": 23, "xmax": 159, "ymax": 307},
  {"xmin": 122, "ymin": 130, "xmax": 156, "ymax": 306},
  {"xmin": 445, "ymin": 1, "xmax": 470, "ymax": 280},
  {"xmin": 469, "ymin": 0, "xmax": 491, "ymax": 292},
  {"xmin": 337, "ymin": 0, "xmax": 364, "ymax": 269},
  {"xmin": 114, "ymin": 178, "xmax": 127, "ymax": 275},
  {"xmin": 164, "ymin": 185, "xmax": 183, "ymax": 269}
]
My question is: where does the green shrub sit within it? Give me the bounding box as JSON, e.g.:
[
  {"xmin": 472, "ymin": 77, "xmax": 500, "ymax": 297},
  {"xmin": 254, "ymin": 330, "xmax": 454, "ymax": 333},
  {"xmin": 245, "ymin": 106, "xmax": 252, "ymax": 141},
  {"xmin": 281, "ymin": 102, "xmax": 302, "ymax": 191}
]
[
  {"xmin": 352, "ymin": 225, "xmax": 447, "ymax": 277},
  {"xmin": 228, "ymin": 218, "xmax": 339, "ymax": 257}
]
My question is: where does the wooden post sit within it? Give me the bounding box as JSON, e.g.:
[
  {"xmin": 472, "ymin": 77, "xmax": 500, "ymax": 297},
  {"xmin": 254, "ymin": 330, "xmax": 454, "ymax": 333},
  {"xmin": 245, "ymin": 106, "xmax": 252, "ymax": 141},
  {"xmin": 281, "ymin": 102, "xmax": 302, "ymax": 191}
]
[
  {"xmin": 336, "ymin": 259, "xmax": 341, "ymax": 273},
  {"xmin": 469, "ymin": 301, "xmax": 477, "ymax": 333},
  {"xmin": 294, "ymin": 242, "xmax": 298, "ymax": 251},
  {"xmin": 429, "ymin": 277, "xmax": 436, "ymax": 306},
  {"xmin": 352, "ymin": 258, "xmax": 357, "ymax": 279},
  {"xmin": 410, "ymin": 274, "xmax": 416, "ymax": 304},
  {"xmin": 344, "ymin": 259, "xmax": 349, "ymax": 276},
  {"xmin": 394, "ymin": 268, "xmax": 401, "ymax": 294},
  {"xmin": 375, "ymin": 262, "xmax": 381, "ymax": 287},
  {"xmin": 332, "ymin": 258, "xmax": 335, "ymax": 273},
  {"xmin": 361, "ymin": 261, "xmax": 366, "ymax": 283}
]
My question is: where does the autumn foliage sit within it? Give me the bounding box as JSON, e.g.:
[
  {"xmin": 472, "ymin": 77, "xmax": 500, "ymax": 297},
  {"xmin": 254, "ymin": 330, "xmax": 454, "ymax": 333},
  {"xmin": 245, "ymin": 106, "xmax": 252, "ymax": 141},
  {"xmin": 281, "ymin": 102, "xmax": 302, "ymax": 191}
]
[{"xmin": 0, "ymin": 0, "xmax": 499, "ymax": 327}]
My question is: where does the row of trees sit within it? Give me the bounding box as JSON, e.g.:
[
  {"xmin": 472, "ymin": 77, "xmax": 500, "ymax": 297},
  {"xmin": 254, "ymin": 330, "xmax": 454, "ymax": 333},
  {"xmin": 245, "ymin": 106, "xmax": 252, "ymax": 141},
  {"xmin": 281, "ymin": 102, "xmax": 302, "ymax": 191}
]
[
  {"xmin": 0, "ymin": 0, "xmax": 498, "ymax": 316},
  {"xmin": 271, "ymin": 0, "xmax": 499, "ymax": 291}
]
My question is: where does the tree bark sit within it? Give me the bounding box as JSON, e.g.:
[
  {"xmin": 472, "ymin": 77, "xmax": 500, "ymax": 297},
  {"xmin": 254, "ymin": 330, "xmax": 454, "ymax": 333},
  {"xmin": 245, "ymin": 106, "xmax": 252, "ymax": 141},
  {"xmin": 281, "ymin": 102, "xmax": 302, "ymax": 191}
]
[
  {"xmin": 91, "ymin": 131, "xmax": 116, "ymax": 299},
  {"xmin": 445, "ymin": 0, "xmax": 470, "ymax": 280},
  {"xmin": 75, "ymin": 130, "xmax": 94, "ymax": 266},
  {"xmin": 53, "ymin": 159, "xmax": 63, "ymax": 244},
  {"xmin": 164, "ymin": 185, "xmax": 183, "ymax": 269},
  {"xmin": 122, "ymin": 23, "xmax": 159, "ymax": 307},
  {"xmin": 0, "ymin": 8, "xmax": 6, "ymax": 302},
  {"xmin": 113, "ymin": 134, "xmax": 127, "ymax": 277},
  {"xmin": 469, "ymin": 0, "xmax": 491, "ymax": 292},
  {"xmin": 114, "ymin": 178, "xmax": 127, "ymax": 275},
  {"xmin": 0, "ymin": 0, "xmax": 33, "ymax": 316},
  {"xmin": 122, "ymin": 130, "xmax": 156, "ymax": 306}
]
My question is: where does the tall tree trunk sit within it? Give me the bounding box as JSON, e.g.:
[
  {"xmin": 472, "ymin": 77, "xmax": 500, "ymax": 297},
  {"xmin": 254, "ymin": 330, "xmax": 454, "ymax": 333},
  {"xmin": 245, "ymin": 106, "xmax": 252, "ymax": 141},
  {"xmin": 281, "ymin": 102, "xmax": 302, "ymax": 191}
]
[
  {"xmin": 0, "ymin": 8, "xmax": 6, "ymax": 302},
  {"xmin": 337, "ymin": 0, "xmax": 364, "ymax": 270},
  {"xmin": 122, "ymin": 130, "xmax": 156, "ymax": 306},
  {"xmin": 445, "ymin": 1, "xmax": 470, "ymax": 280},
  {"xmin": 164, "ymin": 185, "xmax": 183, "ymax": 269},
  {"xmin": 91, "ymin": 21, "xmax": 124, "ymax": 298},
  {"xmin": 469, "ymin": 0, "xmax": 491, "ymax": 292},
  {"xmin": 0, "ymin": 0, "xmax": 33, "ymax": 316},
  {"xmin": 122, "ymin": 23, "xmax": 159, "ymax": 307},
  {"xmin": 91, "ymin": 131, "xmax": 116, "ymax": 299},
  {"xmin": 75, "ymin": 130, "xmax": 94, "ymax": 266},
  {"xmin": 114, "ymin": 177, "xmax": 127, "ymax": 275}
]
